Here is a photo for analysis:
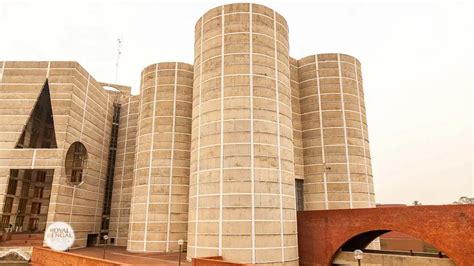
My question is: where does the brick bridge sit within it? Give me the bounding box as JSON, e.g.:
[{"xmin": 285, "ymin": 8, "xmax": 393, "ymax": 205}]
[{"xmin": 297, "ymin": 205, "xmax": 474, "ymax": 265}]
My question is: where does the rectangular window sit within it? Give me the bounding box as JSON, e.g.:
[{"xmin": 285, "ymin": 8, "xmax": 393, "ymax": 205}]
[
  {"xmin": 33, "ymin": 187, "xmax": 44, "ymax": 198},
  {"xmin": 7, "ymin": 179, "xmax": 18, "ymax": 195},
  {"xmin": 1, "ymin": 215, "xmax": 10, "ymax": 230},
  {"xmin": 30, "ymin": 202, "xmax": 41, "ymax": 215},
  {"xmin": 15, "ymin": 216, "xmax": 24, "ymax": 227},
  {"xmin": 36, "ymin": 171, "xmax": 46, "ymax": 182},
  {"xmin": 28, "ymin": 218, "xmax": 39, "ymax": 231},
  {"xmin": 71, "ymin": 169, "xmax": 82, "ymax": 183},
  {"xmin": 295, "ymin": 179, "xmax": 304, "ymax": 211},
  {"xmin": 21, "ymin": 182, "xmax": 30, "ymax": 197},
  {"xmin": 18, "ymin": 198, "xmax": 27, "ymax": 214},
  {"xmin": 10, "ymin": 170, "xmax": 19, "ymax": 178},
  {"xmin": 24, "ymin": 170, "xmax": 32, "ymax": 180},
  {"xmin": 3, "ymin": 197, "xmax": 13, "ymax": 213}
]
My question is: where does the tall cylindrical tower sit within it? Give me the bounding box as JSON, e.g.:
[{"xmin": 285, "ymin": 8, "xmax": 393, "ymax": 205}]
[
  {"xmin": 298, "ymin": 53, "xmax": 375, "ymax": 210},
  {"xmin": 188, "ymin": 3, "xmax": 298, "ymax": 264},
  {"xmin": 128, "ymin": 62, "xmax": 193, "ymax": 252}
]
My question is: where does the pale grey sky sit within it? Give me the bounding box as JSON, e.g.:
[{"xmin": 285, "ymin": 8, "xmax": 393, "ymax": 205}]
[{"xmin": 1, "ymin": 0, "xmax": 472, "ymax": 205}]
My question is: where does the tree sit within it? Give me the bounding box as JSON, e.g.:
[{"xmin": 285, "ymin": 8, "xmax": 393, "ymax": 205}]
[
  {"xmin": 412, "ymin": 200, "xmax": 422, "ymax": 206},
  {"xmin": 453, "ymin": 196, "xmax": 474, "ymax": 204}
]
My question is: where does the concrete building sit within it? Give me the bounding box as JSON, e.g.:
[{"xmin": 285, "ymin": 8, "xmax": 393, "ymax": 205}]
[{"xmin": 0, "ymin": 3, "xmax": 375, "ymax": 265}]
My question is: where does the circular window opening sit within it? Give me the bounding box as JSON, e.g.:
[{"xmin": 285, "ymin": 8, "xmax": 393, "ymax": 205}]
[{"xmin": 65, "ymin": 142, "xmax": 88, "ymax": 185}]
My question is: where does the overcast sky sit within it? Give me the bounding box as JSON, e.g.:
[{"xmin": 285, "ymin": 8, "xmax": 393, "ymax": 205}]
[{"xmin": 1, "ymin": 0, "xmax": 472, "ymax": 205}]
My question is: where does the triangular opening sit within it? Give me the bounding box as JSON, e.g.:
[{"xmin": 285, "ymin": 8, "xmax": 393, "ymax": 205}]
[{"xmin": 16, "ymin": 80, "xmax": 57, "ymax": 148}]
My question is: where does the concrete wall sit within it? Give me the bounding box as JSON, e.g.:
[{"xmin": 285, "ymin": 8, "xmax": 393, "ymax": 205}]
[
  {"xmin": 187, "ymin": 3, "xmax": 298, "ymax": 265},
  {"xmin": 0, "ymin": 61, "xmax": 119, "ymax": 248},
  {"xmin": 128, "ymin": 62, "xmax": 193, "ymax": 252},
  {"xmin": 297, "ymin": 54, "xmax": 375, "ymax": 210}
]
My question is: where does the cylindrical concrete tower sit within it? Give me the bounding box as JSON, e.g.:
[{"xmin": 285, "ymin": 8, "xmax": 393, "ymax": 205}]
[
  {"xmin": 298, "ymin": 53, "xmax": 375, "ymax": 210},
  {"xmin": 188, "ymin": 3, "xmax": 298, "ymax": 264},
  {"xmin": 128, "ymin": 62, "xmax": 193, "ymax": 252}
]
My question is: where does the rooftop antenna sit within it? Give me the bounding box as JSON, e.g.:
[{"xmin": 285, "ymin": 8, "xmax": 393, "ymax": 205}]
[{"xmin": 115, "ymin": 38, "xmax": 122, "ymax": 83}]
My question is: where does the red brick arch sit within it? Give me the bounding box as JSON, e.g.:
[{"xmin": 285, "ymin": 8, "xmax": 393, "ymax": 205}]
[{"xmin": 297, "ymin": 205, "xmax": 474, "ymax": 266}]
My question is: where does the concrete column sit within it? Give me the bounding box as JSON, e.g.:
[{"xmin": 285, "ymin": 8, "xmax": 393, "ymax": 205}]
[
  {"xmin": 298, "ymin": 53, "xmax": 375, "ymax": 210},
  {"xmin": 188, "ymin": 3, "xmax": 298, "ymax": 264},
  {"xmin": 128, "ymin": 62, "xmax": 193, "ymax": 252}
]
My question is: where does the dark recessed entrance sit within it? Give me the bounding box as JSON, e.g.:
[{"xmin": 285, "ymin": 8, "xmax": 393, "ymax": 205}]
[{"xmin": 87, "ymin": 233, "xmax": 99, "ymax": 247}]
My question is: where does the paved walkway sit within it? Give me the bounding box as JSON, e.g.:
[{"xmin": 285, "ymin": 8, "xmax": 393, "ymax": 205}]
[{"xmin": 70, "ymin": 246, "xmax": 190, "ymax": 265}]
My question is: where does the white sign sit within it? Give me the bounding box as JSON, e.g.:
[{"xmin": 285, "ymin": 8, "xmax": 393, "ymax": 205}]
[
  {"xmin": 354, "ymin": 249, "xmax": 364, "ymax": 260},
  {"xmin": 45, "ymin": 222, "xmax": 75, "ymax": 251}
]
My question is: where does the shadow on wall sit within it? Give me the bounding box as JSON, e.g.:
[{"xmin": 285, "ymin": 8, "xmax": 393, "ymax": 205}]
[{"xmin": 379, "ymin": 231, "xmax": 439, "ymax": 253}]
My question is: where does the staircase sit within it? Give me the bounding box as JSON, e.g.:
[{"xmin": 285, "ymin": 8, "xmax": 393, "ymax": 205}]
[{"xmin": 0, "ymin": 233, "xmax": 44, "ymax": 247}]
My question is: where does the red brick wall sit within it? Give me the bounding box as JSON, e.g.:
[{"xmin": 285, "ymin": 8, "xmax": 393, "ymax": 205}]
[
  {"xmin": 31, "ymin": 247, "xmax": 121, "ymax": 266},
  {"xmin": 297, "ymin": 205, "xmax": 474, "ymax": 266}
]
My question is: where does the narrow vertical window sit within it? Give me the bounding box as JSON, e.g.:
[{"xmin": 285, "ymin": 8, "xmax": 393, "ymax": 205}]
[
  {"xmin": 3, "ymin": 197, "xmax": 13, "ymax": 213},
  {"xmin": 295, "ymin": 179, "xmax": 304, "ymax": 211}
]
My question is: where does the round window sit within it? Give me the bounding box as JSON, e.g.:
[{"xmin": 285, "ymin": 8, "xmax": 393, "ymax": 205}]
[{"xmin": 65, "ymin": 142, "xmax": 88, "ymax": 185}]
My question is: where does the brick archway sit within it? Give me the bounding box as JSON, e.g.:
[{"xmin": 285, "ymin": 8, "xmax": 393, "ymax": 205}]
[{"xmin": 297, "ymin": 205, "xmax": 474, "ymax": 266}]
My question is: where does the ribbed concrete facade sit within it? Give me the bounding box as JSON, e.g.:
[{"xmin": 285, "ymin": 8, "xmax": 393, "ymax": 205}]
[
  {"xmin": 0, "ymin": 2, "xmax": 376, "ymax": 265},
  {"xmin": 128, "ymin": 63, "xmax": 193, "ymax": 252},
  {"xmin": 298, "ymin": 54, "xmax": 375, "ymax": 210},
  {"xmin": 187, "ymin": 4, "xmax": 298, "ymax": 264},
  {"xmin": 0, "ymin": 61, "xmax": 117, "ymax": 247}
]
